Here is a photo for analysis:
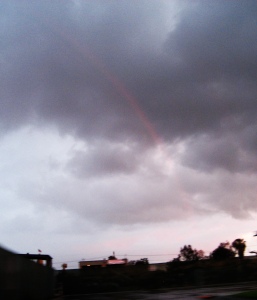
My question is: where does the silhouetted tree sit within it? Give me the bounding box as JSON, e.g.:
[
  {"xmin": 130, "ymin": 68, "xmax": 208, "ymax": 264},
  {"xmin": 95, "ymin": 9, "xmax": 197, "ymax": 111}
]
[
  {"xmin": 135, "ymin": 258, "xmax": 149, "ymax": 265},
  {"xmin": 232, "ymin": 238, "xmax": 246, "ymax": 259},
  {"xmin": 210, "ymin": 242, "xmax": 235, "ymax": 260},
  {"xmin": 178, "ymin": 245, "xmax": 204, "ymax": 261},
  {"xmin": 127, "ymin": 260, "xmax": 136, "ymax": 265},
  {"xmin": 108, "ymin": 255, "xmax": 117, "ymax": 260}
]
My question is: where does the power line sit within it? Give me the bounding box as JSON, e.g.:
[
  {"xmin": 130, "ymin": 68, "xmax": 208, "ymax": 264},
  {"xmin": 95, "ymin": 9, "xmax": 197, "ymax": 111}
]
[
  {"xmin": 116, "ymin": 254, "xmax": 177, "ymax": 257},
  {"xmin": 53, "ymin": 260, "xmax": 78, "ymax": 265},
  {"xmin": 52, "ymin": 250, "xmax": 227, "ymax": 265}
]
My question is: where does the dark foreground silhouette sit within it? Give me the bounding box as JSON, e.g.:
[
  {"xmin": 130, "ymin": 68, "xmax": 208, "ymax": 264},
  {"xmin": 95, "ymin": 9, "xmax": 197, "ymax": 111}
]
[{"xmin": 59, "ymin": 258, "xmax": 257, "ymax": 296}]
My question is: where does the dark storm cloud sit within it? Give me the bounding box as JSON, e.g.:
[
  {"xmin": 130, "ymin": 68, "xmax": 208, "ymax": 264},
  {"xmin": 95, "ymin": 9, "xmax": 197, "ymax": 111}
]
[
  {"xmin": 0, "ymin": 0, "xmax": 165, "ymax": 142},
  {"xmin": 66, "ymin": 142, "xmax": 141, "ymax": 178},
  {"xmin": 1, "ymin": 0, "xmax": 257, "ymax": 173},
  {"xmin": 145, "ymin": 0, "xmax": 257, "ymax": 138},
  {"xmin": 180, "ymin": 129, "xmax": 257, "ymax": 173}
]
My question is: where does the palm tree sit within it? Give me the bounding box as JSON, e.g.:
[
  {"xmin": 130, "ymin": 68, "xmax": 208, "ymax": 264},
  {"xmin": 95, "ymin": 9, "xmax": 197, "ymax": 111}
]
[{"xmin": 232, "ymin": 239, "xmax": 246, "ymax": 259}]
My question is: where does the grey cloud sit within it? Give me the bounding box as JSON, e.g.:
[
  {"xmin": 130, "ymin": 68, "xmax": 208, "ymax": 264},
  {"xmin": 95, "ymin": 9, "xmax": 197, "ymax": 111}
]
[
  {"xmin": 205, "ymin": 172, "xmax": 257, "ymax": 219},
  {"xmin": 33, "ymin": 169, "xmax": 209, "ymax": 226},
  {"xmin": 0, "ymin": 0, "xmax": 166, "ymax": 142},
  {"xmin": 20, "ymin": 152, "xmax": 257, "ymax": 226},
  {"xmin": 164, "ymin": 1, "xmax": 257, "ymax": 79},
  {"xmin": 180, "ymin": 132, "xmax": 257, "ymax": 173},
  {"xmin": 151, "ymin": 1, "xmax": 257, "ymax": 137},
  {"xmin": 66, "ymin": 142, "xmax": 141, "ymax": 178},
  {"xmin": 173, "ymin": 165, "xmax": 257, "ymax": 220},
  {"xmin": 2, "ymin": 1, "xmax": 257, "ymax": 145},
  {"xmin": 2, "ymin": 0, "xmax": 257, "ymax": 226}
]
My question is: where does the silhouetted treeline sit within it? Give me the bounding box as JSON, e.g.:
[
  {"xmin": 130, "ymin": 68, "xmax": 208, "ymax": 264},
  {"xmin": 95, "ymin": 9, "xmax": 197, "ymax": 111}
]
[
  {"xmin": 167, "ymin": 257, "xmax": 257, "ymax": 286},
  {"xmin": 59, "ymin": 257, "xmax": 257, "ymax": 295}
]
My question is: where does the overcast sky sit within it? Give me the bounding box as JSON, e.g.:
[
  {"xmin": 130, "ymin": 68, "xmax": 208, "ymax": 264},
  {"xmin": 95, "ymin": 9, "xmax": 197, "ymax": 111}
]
[{"xmin": 1, "ymin": 0, "xmax": 257, "ymax": 268}]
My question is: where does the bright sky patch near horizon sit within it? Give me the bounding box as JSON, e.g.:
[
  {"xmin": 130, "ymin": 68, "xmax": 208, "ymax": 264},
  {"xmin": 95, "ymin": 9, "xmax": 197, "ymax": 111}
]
[{"xmin": 1, "ymin": 0, "xmax": 257, "ymax": 269}]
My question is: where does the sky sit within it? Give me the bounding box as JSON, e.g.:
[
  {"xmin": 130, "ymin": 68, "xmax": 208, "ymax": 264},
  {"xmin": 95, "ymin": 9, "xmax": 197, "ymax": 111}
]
[{"xmin": 1, "ymin": 0, "xmax": 257, "ymax": 269}]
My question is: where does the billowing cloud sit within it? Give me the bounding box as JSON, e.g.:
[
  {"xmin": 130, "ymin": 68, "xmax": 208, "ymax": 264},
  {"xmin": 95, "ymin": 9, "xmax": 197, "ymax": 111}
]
[{"xmin": 1, "ymin": 0, "xmax": 257, "ymax": 262}]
